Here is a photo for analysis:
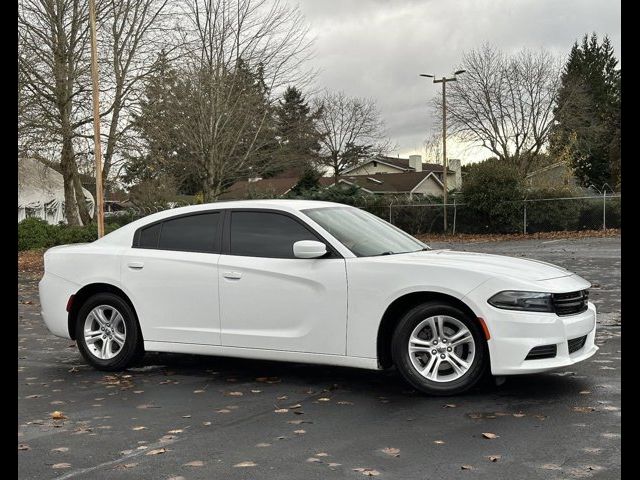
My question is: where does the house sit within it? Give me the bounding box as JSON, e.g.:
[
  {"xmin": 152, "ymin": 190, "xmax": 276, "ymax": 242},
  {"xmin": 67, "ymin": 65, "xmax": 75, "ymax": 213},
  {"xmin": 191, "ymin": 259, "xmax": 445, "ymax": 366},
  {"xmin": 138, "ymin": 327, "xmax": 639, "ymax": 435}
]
[
  {"xmin": 319, "ymin": 170, "xmax": 450, "ymax": 197},
  {"xmin": 525, "ymin": 161, "xmax": 584, "ymax": 192},
  {"xmin": 18, "ymin": 157, "xmax": 95, "ymax": 224},
  {"xmin": 217, "ymin": 176, "xmax": 301, "ymax": 200},
  {"xmin": 344, "ymin": 154, "xmax": 462, "ymax": 191}
]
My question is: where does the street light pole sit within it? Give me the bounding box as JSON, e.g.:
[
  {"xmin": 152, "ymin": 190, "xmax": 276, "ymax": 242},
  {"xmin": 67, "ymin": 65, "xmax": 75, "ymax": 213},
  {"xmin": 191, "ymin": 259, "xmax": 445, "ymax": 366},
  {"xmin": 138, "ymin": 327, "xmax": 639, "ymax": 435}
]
[{"xmin": 420, "ymin": 70, "xmax": 465, "ymax": 233}]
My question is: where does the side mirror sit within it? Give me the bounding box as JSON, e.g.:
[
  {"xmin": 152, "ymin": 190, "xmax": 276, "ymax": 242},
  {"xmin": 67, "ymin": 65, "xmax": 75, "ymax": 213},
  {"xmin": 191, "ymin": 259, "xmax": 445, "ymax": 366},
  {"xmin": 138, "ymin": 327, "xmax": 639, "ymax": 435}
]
[{"xmin": 293, "ymin": 240, "xmax": 327, "ymax": 259}]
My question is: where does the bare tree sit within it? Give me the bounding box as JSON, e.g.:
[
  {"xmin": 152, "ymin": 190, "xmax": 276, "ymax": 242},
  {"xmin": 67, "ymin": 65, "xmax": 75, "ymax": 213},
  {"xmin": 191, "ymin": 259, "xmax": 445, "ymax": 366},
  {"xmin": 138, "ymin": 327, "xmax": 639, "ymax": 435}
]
[
  {"xmin": 441, "ymin": 44, "xmax": 561, "ymax": 174},
  {"xmin": 99, "ymin": 0, "xmax": 171, "ymax": 189},
  {"xmin": 175, "ymin": 0, "xmax": 315, "ymax": 201},
  {"xmin": 314, "ymin": 91, "xmax": 390, "ymax": 181},
  {"xmin": 18, "ymin": 0, "xmax": 102, "ymax": 225}
]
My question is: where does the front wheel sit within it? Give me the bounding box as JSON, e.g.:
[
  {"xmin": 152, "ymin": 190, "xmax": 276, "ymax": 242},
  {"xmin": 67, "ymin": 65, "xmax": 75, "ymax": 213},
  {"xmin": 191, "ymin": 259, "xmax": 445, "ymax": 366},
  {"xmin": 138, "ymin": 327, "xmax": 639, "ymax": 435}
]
[
  {"xmin": 75, "ymin": 293, "xmax": 143, "ymax": 371},
  {"xmin": 391, "ymin": 302, "xmax": 487, "ymax": 396}
]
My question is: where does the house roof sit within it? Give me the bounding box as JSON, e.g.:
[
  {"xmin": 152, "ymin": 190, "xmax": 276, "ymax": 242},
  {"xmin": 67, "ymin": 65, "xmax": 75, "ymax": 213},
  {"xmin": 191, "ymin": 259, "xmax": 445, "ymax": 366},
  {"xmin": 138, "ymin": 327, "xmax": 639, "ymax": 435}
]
[
  {"xmin": 342, "ymin": 155, "xmax": 452, "ymax": 174},
  {"xmin": 525, "ymin": 161, "xmax": 570, "ymax": 178},
  {"xmin": 330, "ymin": 171, "xmax": 443, "ymax": 194},
  {"xmin": 217, "ymin": 176, "xmax": 301, "ymax": 200}
]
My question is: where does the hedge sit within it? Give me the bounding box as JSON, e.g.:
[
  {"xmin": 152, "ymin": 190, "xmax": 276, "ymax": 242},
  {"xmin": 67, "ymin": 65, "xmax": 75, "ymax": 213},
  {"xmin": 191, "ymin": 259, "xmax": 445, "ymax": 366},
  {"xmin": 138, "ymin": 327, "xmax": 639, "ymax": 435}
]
[{"xmin": 18, "ymin": 218, "xmax": 122, "ymax": 251}]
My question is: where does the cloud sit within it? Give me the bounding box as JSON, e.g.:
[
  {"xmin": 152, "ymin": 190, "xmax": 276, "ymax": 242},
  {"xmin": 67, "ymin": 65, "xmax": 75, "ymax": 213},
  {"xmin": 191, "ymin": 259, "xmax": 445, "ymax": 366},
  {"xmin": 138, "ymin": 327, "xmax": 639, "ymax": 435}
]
[{"xmin": 290, "ymin": 0, "xmax": 620, "ymax": 163}]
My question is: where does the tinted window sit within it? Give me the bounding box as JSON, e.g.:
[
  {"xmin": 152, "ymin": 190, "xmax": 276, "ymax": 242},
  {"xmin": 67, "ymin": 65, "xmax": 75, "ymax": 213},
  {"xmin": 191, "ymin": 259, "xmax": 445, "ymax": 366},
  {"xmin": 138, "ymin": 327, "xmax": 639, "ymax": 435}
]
[
  {"xmin": 138, "ymin": 223, "xmax": 161, "ymax": 248},
  {"xmin": 154, "ymin": 212, "xmax": 220, "ymax": 252},
  {"xmin": 230, "ymin": 211, "xmax": 318, "ymax": 258}
]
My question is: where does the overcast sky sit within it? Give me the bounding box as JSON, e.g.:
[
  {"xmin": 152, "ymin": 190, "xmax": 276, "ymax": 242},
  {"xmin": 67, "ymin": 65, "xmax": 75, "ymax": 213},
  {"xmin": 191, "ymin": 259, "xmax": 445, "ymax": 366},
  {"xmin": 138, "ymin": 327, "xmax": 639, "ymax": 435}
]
[{"xmin": 292, "ymin": 0, "xmax": 621, "ymax": 164}]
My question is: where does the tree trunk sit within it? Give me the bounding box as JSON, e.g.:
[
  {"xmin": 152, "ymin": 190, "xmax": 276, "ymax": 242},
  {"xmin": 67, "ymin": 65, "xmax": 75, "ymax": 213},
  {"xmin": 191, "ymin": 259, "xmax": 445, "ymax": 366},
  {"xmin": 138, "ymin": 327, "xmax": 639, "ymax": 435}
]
[
  {"xmin": 60, "ymin": 135, "xmax": 80, "ymax": 226},
  {"xmin": 73, "ymin": 167, "xmax": 92, "ymax": 225},
  {"xmin": 102, "ymin": 96, "xmax": 122, "ymax": 192}
]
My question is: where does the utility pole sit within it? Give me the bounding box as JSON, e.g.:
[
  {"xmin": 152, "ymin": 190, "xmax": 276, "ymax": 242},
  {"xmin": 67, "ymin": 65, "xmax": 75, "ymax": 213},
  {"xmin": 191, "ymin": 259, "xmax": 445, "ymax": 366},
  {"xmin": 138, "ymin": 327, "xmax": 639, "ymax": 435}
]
[
  {"xmin": 89, "ymin": 0, "xmax": 104, "ymax": 237},
  {"xmin": 419, "ymin": 70, "xmax": 465, "ymax": 233}
]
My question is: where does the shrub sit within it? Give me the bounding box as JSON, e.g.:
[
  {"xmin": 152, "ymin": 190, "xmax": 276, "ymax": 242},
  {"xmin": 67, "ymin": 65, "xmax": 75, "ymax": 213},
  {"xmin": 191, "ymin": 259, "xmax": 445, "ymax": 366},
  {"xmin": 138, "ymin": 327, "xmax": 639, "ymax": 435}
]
[
  {"xmin": 525, "ymin": 188, "xmax": 582, "ymax": 232},
  {"xmin": 460, "ymin": 159, "xmax": 525, "ymax": 233},
  {"xmin": 18, "ymin": 219, "xmax": 123, "ymax": 251},
  {"xmin": 18, "ymin": 218, "xmax": 57, "ymax": 251}
]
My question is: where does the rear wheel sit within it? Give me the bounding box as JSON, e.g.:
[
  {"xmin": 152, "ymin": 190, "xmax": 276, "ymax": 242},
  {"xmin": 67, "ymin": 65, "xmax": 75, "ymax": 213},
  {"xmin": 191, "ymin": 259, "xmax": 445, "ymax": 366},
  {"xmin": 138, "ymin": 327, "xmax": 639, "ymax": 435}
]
[
  {"xmin": 76, "ymin": 293, "xmax": 143, "ymax": 371},
  {"xmin": 391, "ymin": 302, "xmax": 487, "ymax": 396}
]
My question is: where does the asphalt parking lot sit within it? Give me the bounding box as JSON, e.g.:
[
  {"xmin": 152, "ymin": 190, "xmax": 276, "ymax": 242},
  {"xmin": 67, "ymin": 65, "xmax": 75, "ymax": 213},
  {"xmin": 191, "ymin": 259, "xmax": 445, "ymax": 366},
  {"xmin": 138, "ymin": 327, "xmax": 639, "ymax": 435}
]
[{"xmin": 18, "ymin": 236, "xmax": 621, "ymax": 479}]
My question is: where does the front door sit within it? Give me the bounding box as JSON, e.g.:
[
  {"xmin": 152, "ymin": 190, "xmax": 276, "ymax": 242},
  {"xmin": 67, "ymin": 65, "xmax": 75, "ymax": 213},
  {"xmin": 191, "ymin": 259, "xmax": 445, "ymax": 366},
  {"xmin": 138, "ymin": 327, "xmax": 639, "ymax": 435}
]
[
  {"xmin": 219, "ymin": 210, "xmax": 347, "ymax": 355},
  {"xmin": 121, "ymin": 211, "xmax": 222, "ymax": 345}
]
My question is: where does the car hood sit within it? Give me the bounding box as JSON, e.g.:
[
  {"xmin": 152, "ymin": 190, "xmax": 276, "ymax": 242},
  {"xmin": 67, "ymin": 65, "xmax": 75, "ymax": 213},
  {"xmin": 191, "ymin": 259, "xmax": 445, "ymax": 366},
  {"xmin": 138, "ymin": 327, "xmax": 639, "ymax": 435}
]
[{"xmin": 380, "ymin": 249, "xmax": 572, "ymax": 281}]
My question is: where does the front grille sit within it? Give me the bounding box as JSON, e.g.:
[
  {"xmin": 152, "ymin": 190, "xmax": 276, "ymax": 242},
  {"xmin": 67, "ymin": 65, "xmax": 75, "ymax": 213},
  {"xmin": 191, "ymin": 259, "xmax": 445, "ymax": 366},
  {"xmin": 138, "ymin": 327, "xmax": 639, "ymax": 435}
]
[
  {"xmin": 568, "ymin": 335, "xmax": 587, "ymax": 354},
  {"xmin": 553, "ymin": 290, "xmax": 589, "ymax": 316},
  {"xmin": 525, "ymin": 344, "xmax": 557, "ymax": 360}
]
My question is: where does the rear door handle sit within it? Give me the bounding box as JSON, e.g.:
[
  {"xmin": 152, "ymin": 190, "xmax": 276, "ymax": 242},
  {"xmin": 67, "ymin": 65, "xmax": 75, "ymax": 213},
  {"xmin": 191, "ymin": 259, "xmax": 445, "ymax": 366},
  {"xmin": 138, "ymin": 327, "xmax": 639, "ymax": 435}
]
[
  {"xmin": 127, "ymin": 261, "xmax": 144, "ymax": 270},
  {"xmin": 223, "ymin": 271, "xmax": 242, "ymax": 280}
]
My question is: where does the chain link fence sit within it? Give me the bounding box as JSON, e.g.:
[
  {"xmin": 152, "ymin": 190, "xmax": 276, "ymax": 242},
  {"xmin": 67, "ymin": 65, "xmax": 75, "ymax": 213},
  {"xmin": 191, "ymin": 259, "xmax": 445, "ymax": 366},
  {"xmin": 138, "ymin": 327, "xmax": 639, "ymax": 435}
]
[
  {"xmin": 105, "ymin": 195, "xmax": 620, "ymax": 236},
  {"xmin": 362, "ymin": 195, "xmax": 620, "ymax": 235}
]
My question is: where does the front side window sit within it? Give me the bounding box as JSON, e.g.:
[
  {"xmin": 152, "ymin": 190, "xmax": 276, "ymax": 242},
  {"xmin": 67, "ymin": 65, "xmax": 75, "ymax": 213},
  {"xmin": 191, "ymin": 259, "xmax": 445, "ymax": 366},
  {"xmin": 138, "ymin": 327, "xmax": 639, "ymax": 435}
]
[
  {"xmin": 230, "ymin": 211, "xmax": 318, "ymax": 258},
  {"xmin": 136, "ymin": 212, "xmax": 220, "ymax": 253},
  {"xmin": 303, "ymin": 206, "xmax": 426, "ymax": 257}
]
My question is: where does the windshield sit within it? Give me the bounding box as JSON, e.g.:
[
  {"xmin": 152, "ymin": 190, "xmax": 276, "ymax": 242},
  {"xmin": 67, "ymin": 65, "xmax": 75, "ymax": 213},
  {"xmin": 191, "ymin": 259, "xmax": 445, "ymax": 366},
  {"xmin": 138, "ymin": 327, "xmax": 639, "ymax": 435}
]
[{"xmin": 302, "ymin": 206, "xmax": 428, "ymax": 257}]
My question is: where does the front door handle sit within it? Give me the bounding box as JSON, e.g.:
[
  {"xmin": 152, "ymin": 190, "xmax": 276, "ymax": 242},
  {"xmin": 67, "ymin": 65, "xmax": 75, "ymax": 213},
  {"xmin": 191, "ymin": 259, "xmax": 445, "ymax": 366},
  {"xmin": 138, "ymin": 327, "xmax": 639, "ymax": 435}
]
[
  {"xmin": 127, "ymin": 261, "xmax": 144, "ymax": 270},
  {"xmin": 223, "ymin": 271, "xmax": 242, "ymax": 280}
]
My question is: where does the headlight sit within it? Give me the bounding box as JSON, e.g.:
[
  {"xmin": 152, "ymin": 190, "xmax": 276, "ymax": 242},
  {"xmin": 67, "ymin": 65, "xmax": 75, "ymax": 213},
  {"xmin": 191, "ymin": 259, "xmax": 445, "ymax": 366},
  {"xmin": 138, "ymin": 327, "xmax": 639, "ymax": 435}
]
[{"xmin": 488, "ymin": 291, "xmax": 554, "ymax": 312}]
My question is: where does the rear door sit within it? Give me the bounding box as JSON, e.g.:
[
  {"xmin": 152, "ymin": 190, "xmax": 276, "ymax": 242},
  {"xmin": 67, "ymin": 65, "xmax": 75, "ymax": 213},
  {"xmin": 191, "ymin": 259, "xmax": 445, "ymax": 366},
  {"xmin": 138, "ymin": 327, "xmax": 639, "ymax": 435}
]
[
  {"xmin": 121, "ymin": 211, "xmax": 222, "ymax": 345},
  {"xmin": 218, "ymin": 209, "xmax": 348, "ymax": 355}
]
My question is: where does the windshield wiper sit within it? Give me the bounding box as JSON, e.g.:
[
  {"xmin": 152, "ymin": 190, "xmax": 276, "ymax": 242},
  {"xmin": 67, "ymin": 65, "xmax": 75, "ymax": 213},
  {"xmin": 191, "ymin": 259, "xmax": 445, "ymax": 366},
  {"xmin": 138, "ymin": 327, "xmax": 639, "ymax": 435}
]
[{"xmin": 375, "ymin": 251, "xmax": 396, "ymax": 256}]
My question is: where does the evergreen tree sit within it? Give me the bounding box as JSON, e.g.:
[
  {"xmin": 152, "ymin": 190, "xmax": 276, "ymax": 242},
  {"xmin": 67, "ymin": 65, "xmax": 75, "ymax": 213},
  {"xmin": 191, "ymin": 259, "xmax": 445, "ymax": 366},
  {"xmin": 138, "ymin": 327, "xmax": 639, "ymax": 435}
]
[
  {"xmin": 550, "ymin": 34, "xmax": 621, "ymax": 189},
  {"xmin": 274, "ymin": 86, "xmax": 323, "ymax": 172}
]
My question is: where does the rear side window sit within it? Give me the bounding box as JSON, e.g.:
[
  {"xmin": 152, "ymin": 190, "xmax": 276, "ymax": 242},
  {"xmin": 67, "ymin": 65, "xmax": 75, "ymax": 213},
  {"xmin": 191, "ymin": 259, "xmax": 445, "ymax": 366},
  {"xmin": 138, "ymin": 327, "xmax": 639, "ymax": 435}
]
[
  {"xmin": 230, "ymin": 211, "xmax": 318, "ymax": 258},
  {"xmin": 136, "ymin": 212, "xmax": 220, "ymax": 253},
  {"xmin": 138, "ymin": 223, "xmax": 161, "ymax": 248}
]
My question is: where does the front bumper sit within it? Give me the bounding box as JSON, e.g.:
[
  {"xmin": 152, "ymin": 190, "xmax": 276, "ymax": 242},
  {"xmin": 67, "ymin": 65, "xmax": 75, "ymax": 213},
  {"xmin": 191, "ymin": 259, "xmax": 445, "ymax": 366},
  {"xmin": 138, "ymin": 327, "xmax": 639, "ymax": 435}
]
[{"xmin": 482, "ymin": 302, "xmax": 598, "ymax": 375}]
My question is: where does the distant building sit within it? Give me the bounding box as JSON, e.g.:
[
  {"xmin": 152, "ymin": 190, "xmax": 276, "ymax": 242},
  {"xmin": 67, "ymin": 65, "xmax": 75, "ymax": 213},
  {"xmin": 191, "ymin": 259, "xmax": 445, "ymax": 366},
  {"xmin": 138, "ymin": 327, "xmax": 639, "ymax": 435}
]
[
  {"xmin": 18, "ymin": 157, "xmax": 95, "ymax": 224},
  {"xmin": 344, "ymin": 154, "xmax": 462, "ymax": 191},
  {"xmin": 525, "ymin": 161, "xmax": 585, "ymax": 192}
]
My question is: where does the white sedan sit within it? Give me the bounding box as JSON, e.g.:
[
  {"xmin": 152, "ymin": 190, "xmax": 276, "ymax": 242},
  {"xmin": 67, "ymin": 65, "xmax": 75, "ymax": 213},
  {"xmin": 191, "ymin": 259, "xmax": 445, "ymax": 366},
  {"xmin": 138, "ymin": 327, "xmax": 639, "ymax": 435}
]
[{"xmin": 39, "ymin": 200, "xmax": 597, "ymax": 395}]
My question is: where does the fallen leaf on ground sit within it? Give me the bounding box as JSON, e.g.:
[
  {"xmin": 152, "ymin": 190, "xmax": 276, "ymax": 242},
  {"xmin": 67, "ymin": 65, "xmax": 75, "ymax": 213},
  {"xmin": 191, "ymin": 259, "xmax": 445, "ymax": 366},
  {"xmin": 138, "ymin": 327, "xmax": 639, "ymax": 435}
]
[
  {"xmin": 256, "ymin": 443, "xmax": 271, "ymax": 447},
  {"xmin": 203, "ymin": 422, "xmax": 211, "ymax": 426},
  {"xmin": 318, "ymin": 397, "xmax": 330, "ymax": 402},
  {"xmin": 487, "ymin": 455, "xmax": 501, "ymax": 462},
  {"xmin": 52, "ymin": 463, "xmax": 72, "ymax": 469},
  {"xmin": 294, "ymin": 429, "xmax": 306, "ymax": 435},
  {"xmin": 353, "ymin": 467, "xmax": 380, "ymax": 476},
  {"xmin": 51, "ymin": 411, "xmax": 67, "ymax": 420},
  {"xmin": 315, "ymin": 452, "xmax": 329, "ymax": 457},
  {"xmin": 443, "ymin": 404, "xmax": 457, "ymax": 408},
  {"xmin": 579, "ymin": 390, "xmax": 591, "ymax": 395},
  {"xmin": 382, "ymin": 447, "xmax": 400, "ymax": 457},
  {"xmin": 51, "ymin": 447, "xmax": 69, "ymax": 452},
  {"xmin": 226, "ymin": 391, "xmax": 243, "ymax": 396},
  {"xmin": 18, "ymin": 444, "xmax": 30, "ymax": 451},
  {"xmin": 434, "ymin": 440, "xmax": 445, "ymax": 445},
  {"xmin": 289, "ymin": 403, "xmax": 302, "ymax": 409},
  {"xmin": 183, "ymin": 461, "xmax": 204, "ymax": 467},
  {"xmin": 482, "ymin": 432, "xmax": 499, "ymax": 439},
  {"xmin": 26, "ymin": 395, "xmax": 41, "ymax": 399},
  {"xmin": 513, "ymin": 413, "xmax": 526, "ymax": 418},
  {"xmin": 274, "ymin": 408, "xmax": 289, "ymax": 413},
  {"xmin": 328, "ymin": 463, "xmax": 341, "ymax": 467},
  {"xmin": 306, "ymin": 457, "xmax": 321, "ymax": 463},
  {"xmin": 217, "ymin": 409, "xmax": 231, "ymax": 413},
  {"xmin": 182, "ymin": 415, "xmax": 191, "ymax": 418},
  {"xmin": 251, "ymin": 389, "xmax": 262, "ymax": 393},
  {"xmin": 573, "ymin": 406, "xmax": 596, "ymax": 413},
  {"xmin": 167, "ymin": 429, "xmax": 183, "ymax": 434},
  {"xmin": 193, "ymin": 390, "xmax": 204, "ymax": 394},
  {"xmin": 461, "ymin": 465, "xmax": 474, "ymax": 470},
  {"xmin": 337, "ymin": 401, "xmax": 354, "ymax": 405},
  {"xmin": 132, "ymin": 426, "xmax": 147, "ymax": 431},
  {"xmin": 234, "ymin": 461, "xmax": 257, "ymax": 467},
  {"xmin": 146, "ymin": 448, "xmax": 167, "ymax": 456}
]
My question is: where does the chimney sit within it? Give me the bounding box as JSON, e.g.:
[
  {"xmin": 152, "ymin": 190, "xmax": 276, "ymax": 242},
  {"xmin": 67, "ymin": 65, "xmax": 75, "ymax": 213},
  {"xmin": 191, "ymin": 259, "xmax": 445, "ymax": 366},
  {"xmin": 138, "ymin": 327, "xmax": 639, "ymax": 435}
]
[
  {"xmin": 448, "ymin": 159, "xmax": 462, "ymax": 189},
  {"xmin": 409, "ymin": 154, "xmax": 422, "ymax": 172}
]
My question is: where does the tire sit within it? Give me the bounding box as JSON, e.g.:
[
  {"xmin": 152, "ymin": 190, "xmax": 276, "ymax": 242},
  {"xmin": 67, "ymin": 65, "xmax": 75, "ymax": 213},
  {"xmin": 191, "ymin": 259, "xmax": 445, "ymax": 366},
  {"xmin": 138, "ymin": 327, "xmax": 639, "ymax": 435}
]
[
  {"xmin": 391, "ymin": 302, "xmax": 487, "ymax": 396},
  {"xmin": 75, "ymin": 292, "xmax": 144, "ymax": 371}
]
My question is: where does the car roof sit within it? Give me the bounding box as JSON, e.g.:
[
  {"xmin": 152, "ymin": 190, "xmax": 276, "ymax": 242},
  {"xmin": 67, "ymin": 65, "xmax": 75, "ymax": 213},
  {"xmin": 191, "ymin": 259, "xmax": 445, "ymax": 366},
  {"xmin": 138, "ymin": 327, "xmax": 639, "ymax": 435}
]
[{"xmin": 94, "ymin": 199, "xmax": 348, "ymax": 246}]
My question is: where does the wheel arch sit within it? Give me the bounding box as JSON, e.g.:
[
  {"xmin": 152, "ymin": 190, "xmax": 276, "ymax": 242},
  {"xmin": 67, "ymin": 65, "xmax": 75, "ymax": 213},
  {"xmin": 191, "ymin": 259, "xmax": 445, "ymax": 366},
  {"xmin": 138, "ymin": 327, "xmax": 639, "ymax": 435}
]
[
  {"xmin": 376, "ymin": 291, "xmax": 484, "ymax": 369},
  {"xmin": 68, "ymin": 283, "xmax": 139, "ymax": 340}
]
